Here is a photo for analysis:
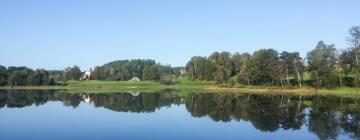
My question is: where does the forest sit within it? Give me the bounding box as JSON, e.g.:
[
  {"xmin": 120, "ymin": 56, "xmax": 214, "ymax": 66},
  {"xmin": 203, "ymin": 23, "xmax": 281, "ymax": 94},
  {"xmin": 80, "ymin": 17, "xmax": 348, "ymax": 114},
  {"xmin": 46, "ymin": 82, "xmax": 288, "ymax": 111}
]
[
  {"xmin": 0, "ymin": 60, "xmax": 177, "ymax": 86},
  {"xmin": 185, "ymin": 26, "xmax": 360, "ymax": 88}
]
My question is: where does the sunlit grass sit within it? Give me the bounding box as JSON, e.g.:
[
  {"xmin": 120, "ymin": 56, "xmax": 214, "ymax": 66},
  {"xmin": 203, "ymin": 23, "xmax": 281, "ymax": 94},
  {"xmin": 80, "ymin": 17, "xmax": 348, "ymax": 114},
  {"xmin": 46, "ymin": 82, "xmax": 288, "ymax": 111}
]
[
  {"xmin": 67, "ymin": 80, "xmax": 161, "ymax": 86},
  {"xmin": 176, "ymin": 77, "xmax": 213, "ymax": 86}
]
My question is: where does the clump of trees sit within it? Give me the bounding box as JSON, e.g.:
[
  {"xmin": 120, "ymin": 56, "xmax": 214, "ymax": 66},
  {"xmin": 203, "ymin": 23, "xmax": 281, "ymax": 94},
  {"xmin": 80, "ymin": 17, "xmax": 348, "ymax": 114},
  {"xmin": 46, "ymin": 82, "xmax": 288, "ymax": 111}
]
[
  {"xmin": 91, "ymin": 59, "xmax": 175, "ymax": 81},
  {"xmin": 63, "ymin": 65, "xmax": 82, "ymax": 81},
  {"xmin": 0, "ymin": 66, "xmax": 54, "ymax": 86},
  {"xmin": 0, "ymin": 65, "xmax": 85, "ymax": 86},
  {"xmin": 0, "ymin": 66, "xmax": 7, "ymax": 86},
  {"xmin": 307, "ymin": 41, "xmax": 337, "ymax": 88},
  {"xmin": 1, "ymin": 26, "xmax": 359, "ymax": 88},
  {"xmin": 0, "ymin": 60, "xmax": 178, "ymax": 86},
  {"xmin": 160, "ymin": 74, "xmax": 177, "ymax": 85},
  {"xmin": 186, "ymin": 50, "xmax": 305, "ymax": 87},
  {"xmin": 186, "ymin": 26, "xmax": 360, "ymax": 88}
]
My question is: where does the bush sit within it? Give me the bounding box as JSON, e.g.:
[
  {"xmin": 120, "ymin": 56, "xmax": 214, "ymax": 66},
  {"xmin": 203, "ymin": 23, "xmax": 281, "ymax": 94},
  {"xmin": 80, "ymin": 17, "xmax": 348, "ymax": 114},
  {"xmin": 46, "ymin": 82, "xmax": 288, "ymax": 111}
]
[
  {"xmin": 8, "ymin": 70, "xmax": 29, "ymax": 86},
  {"xmin": 160, "ymin": 74, "xmax": 177, "ymax": 85}
]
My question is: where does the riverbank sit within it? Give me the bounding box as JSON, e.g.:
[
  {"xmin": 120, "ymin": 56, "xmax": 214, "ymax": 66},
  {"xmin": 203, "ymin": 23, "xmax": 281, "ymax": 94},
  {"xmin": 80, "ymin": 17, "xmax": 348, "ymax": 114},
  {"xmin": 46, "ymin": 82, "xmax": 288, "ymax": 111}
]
[{"xmin": 0, "ymin": 79, "xmax": 359, "ymax": 96}]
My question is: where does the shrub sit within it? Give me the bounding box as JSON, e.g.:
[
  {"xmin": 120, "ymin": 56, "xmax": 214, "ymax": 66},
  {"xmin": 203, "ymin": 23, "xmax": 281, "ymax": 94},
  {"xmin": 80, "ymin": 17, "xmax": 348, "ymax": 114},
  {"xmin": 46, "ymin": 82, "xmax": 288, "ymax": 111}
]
[{"xmin": 160, "ymin": 74, "xmax": 177, "ymax": 85}]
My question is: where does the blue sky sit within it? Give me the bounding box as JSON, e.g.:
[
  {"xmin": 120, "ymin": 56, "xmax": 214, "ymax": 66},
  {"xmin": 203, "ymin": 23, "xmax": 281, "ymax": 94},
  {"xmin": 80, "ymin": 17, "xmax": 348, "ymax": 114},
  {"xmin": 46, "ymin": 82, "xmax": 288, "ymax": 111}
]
[{"xmin": 0, "ymin": 0, "xmax": 359, "ymax": 70}]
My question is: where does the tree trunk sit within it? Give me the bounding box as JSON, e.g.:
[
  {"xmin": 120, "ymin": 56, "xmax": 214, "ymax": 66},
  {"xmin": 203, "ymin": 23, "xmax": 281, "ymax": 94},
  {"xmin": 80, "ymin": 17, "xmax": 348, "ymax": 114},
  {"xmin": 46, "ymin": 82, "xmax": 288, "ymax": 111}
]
[
  {"xmin": 339, "ymin": 73, "xmax": 343, "ymax": 87},
  {"xmin": 297, "ymin": 71, "xmax": 302, "ymax": 88},
  {"xmin": 286, "ymin": 67, "xmax": 290, "ymax": 85},
  {"xmin": 355, "ymin": 76, "xmax": 358, "ymax": 88},
  {"xmin": 315, "ymin": 71, "xmax": 320, "ymax": 91},
  {"xmin": 355, "ymin": 42, "xmax": 360, "ymax": 89},
  {"xmin": 247, "ymin": 76, "xmax": 251, "ymax": 86},
  {"xmin": 320, "ymin": 79, "xmax": 322, "ymax": 88},
  {"xmin": 356, "ymin": 45, "xmax": 359, "ymax": 88},
  {"xmin": 297, "ymin": 95, "xmax": 302, "ymax": 111},
  {"xmin": 293, "ymin": 60, "xmax": 301, "ymax": 88}
]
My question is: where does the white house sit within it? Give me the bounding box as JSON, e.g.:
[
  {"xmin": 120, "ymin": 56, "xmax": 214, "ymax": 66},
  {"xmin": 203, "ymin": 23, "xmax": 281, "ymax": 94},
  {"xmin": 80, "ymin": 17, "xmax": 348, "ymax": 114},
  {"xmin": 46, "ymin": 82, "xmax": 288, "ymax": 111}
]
[{"xmin": 80, "ymin": 69, "xmax": 92, "ymax": 80}]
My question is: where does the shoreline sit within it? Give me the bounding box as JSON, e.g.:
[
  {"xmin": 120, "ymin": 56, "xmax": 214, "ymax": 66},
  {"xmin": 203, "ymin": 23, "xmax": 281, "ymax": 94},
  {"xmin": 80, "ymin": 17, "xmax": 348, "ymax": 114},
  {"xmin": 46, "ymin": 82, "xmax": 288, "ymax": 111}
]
[{"xmin": 1, "ymin": 85, "xmax": 359, "ymax": 95}]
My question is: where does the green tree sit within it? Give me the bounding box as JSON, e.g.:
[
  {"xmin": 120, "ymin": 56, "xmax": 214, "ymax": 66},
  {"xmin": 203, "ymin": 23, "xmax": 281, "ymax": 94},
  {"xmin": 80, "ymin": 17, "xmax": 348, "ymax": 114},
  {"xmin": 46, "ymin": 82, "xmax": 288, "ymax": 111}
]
[
  {"xmin": 160, "ymin": 74, "xmax": 177, "ymax": 85},
  {"xmin": 307, "ymin": 41, "xmax": 338, "ymax": 88},
  {"xmin": 27, "ymin": 69, "xmax": 49, "ymax": 85},
  {"xmin": 64, "ymin": 65, "xmax": 82, "ymax": 81},
  {"xmin": 185, "ymin": 56, "xmax": 215, "ymax": 81},
  {"xmin": 248, "ymin": 49, "xmax": 279, "ymax": 85},
  {"xmin": 142, "ymin": 65, "xmax": 155, "ymax": 81},
  {"xmin": 8, "ymin": 70, "xmax": 29, "ymax": 86},
  {"xmin": 0, "ymin": 65, "xmax": 7, "ymax": 86},
  {"xmin": 279, "ymin": 51, "xmax": 305, "ymax": 87},
  {"xmin": 338, "ymin": 48, "xmax": 357, "ymax": 86},
  {"xmin": 49, "ymin": 78, "xmax": 56, "ymax": 85},
  {"xmin": 209, "ymin": 52, "xmax": 233, "ymax": 84},
  {"xmin": 339, "ymin": 48, "xmax": 355, "ymax": 77},
  {"xmin": 235, "ymin": 53, "xmax": 251, "ymax": 85},
  {"xmin": 91, "ymin": 59, "xmax": 168, "ymax": 81},
  {"xmin": 142, "ymin": 65, "xmax": 160, "ymax": 81},
  {"xmin": 348, "ymin": 26, "xmax": 360, "ymax": 87}
]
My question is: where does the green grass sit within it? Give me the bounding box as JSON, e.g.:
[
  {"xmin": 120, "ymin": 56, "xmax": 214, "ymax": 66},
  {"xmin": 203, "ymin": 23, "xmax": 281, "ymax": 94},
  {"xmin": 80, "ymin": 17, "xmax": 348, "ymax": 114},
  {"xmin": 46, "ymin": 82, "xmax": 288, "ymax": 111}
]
[
  {"xmin": 66, "ymin": 80, "xmax": 161, "ymax": 86},
  {"xmin": 3, "ymin": 77, "xmax": 360, "ymax": 97},
  {"xmin": 319, "ymin": 87, "xmax": 360, "ymax": 94},
  {"xmin": 65, "ymin": 88, "xmax": 162, "ymax": 94},
  {"xmin": 176, "ymin": 77, "xmax": 213, "ymax": 86},
  {"xmin": 65, "ymin": 77, "xmax": 213, "ymax": 87}
]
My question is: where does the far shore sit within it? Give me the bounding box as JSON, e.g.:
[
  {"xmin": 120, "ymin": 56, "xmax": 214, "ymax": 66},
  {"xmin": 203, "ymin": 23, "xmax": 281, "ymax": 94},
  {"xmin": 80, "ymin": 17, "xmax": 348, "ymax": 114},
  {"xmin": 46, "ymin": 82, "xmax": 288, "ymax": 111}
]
[{"xmin": 1, "ymin": 82, "xmax": 359, "ymax": 96}]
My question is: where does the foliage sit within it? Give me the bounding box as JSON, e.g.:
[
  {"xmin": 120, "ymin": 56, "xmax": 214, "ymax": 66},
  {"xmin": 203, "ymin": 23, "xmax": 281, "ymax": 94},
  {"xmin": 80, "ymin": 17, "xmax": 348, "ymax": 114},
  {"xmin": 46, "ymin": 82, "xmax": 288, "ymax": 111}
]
[
  {"xmin": 160, "ymin": 74, "xmax": 177, "ymax": 85},
  {"xmin": 185, "ymin": 56, "xmax": 215, "ymax": 81},
  {"xmin": 182, "ymin": 25, "xmax": 359, "ymax": 88},
  {"xmin": 307, "ymin": 41, "xmax": 338, "ymax": 88},
  {"xmin": 8, "ymin": 70, "xmax": 30, "ymax": 86},
  {"xmin": 248, "ymin": 49, "xmax": 279, "ymax": 85},
  {"xmin": 92, "ymin": 59, "xmax": 173, "ymax": 81},
  {"xmin": 0, "ymin": 66, "xmax": 54, "ymax": 86},
  {"xmin": 63, "ymin": 65, "xmax": 82, "ymax": 81},
  {"xmin": 27, "ymin": 69, "xmax": 50, "ymax": 85},
  {"xmin": 0, "ymin": 65, "xmax": 7, "ymax": 86},
  {"xmin": 209, "ymin": 52, "xmax": 233, "ymax": 84}
]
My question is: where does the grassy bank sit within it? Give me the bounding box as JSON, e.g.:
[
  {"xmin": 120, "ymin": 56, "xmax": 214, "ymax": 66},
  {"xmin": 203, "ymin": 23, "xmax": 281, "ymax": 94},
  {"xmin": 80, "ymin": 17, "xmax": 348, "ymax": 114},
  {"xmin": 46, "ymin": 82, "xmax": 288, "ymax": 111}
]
[{"xmin": 0, "ymin": 78, "xmax": 359, "ymax": 95}]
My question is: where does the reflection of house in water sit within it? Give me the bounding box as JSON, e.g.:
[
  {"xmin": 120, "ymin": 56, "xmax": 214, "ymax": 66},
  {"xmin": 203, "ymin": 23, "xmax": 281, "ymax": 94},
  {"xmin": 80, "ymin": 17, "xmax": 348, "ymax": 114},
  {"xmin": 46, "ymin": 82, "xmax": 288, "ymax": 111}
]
[
  {"xmin": 128, "ymin": 91, "xmax": 140, "ymax": 96},
  {"xmin": 81, "ymin": 94, "xmax": 92, "ymax": 103}
]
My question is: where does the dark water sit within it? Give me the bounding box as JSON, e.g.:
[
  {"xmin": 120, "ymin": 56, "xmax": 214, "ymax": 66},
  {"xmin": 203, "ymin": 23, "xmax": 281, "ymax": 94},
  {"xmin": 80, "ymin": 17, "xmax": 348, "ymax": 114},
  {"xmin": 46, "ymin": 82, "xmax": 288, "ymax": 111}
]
[{"xmin": 0, "ymin": 90, "xmax": 360, "ymax": 140}]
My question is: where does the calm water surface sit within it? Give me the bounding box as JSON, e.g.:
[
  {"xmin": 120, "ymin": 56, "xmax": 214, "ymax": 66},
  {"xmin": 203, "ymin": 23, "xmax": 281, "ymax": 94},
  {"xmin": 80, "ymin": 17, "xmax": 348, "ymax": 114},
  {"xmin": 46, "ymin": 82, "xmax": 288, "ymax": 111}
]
[{"xmin": 0, "ymin": 90, "xmax": 359, "ymax": 140}]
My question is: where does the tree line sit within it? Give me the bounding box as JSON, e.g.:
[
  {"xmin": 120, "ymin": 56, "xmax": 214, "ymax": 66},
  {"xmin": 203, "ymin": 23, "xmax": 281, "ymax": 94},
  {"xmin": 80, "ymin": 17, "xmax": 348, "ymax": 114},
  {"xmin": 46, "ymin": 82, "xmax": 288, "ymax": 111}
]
[
  {"xmin": 0, "ymin": 65, "xmax": 85, "ymax": 86},
  {"xmin": 1, "ymin": 26, "xmax": 358, "ymax": 87},
  {"xmin": 91, "ymin": 59, "xmax": 176, "ymax": 82},
  {"xmin": 0, "ymin": 59, "xmax": 179, "ymax": 86},
  {"xmin": 186, "ymin": 26, "xmax": 360, "ymax": 88},
  {"xmin": 0, "ymin": 66, "xmax": 55, "ymax": 86}
]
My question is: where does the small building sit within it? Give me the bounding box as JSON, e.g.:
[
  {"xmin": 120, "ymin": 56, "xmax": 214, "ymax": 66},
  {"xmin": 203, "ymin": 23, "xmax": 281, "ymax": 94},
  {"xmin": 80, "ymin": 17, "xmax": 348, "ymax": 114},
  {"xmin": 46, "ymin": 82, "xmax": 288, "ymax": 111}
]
[
  {"xmin": 129, "ymin": 77, "xmax": 141, "ymax": 82},
  {"xmin": 80, "ymin": 69, "xmax": 92, "ymax": 80}
]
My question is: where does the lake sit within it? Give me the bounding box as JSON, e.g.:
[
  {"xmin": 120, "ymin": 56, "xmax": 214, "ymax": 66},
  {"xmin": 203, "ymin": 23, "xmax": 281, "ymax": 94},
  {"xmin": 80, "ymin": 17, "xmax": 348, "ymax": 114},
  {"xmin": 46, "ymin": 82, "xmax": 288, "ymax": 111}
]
[{"xmin": 0, "ymin": 90, "xmax": 359, "ymax": 140}]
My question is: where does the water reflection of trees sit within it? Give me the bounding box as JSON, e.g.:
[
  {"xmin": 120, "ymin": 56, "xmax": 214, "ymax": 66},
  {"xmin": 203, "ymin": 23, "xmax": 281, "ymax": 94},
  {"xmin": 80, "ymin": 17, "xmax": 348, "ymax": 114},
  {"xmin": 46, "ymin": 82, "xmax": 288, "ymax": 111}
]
[
  {"xmin": 185, "ymin": 93, "xmax": 306, "ymax": 132},
  {"xmin": 0, "ymin": 90, "xmax": 182, "ymax": 113},
  {"xmin": 0, "ymin": 90, "xmax": 360, "ymax": 139},
  {"xmin": 184, "ymin": 93, "xmax": 360, "ymax": 139}
]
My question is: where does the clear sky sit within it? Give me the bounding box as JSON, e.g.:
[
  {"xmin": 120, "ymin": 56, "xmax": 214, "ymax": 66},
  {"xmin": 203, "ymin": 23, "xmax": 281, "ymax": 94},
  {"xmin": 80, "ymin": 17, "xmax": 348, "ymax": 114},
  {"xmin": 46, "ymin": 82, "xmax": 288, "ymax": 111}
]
[{"xmin": 0, "ymin": 0, "xmax": 359, "ymax": 70}]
